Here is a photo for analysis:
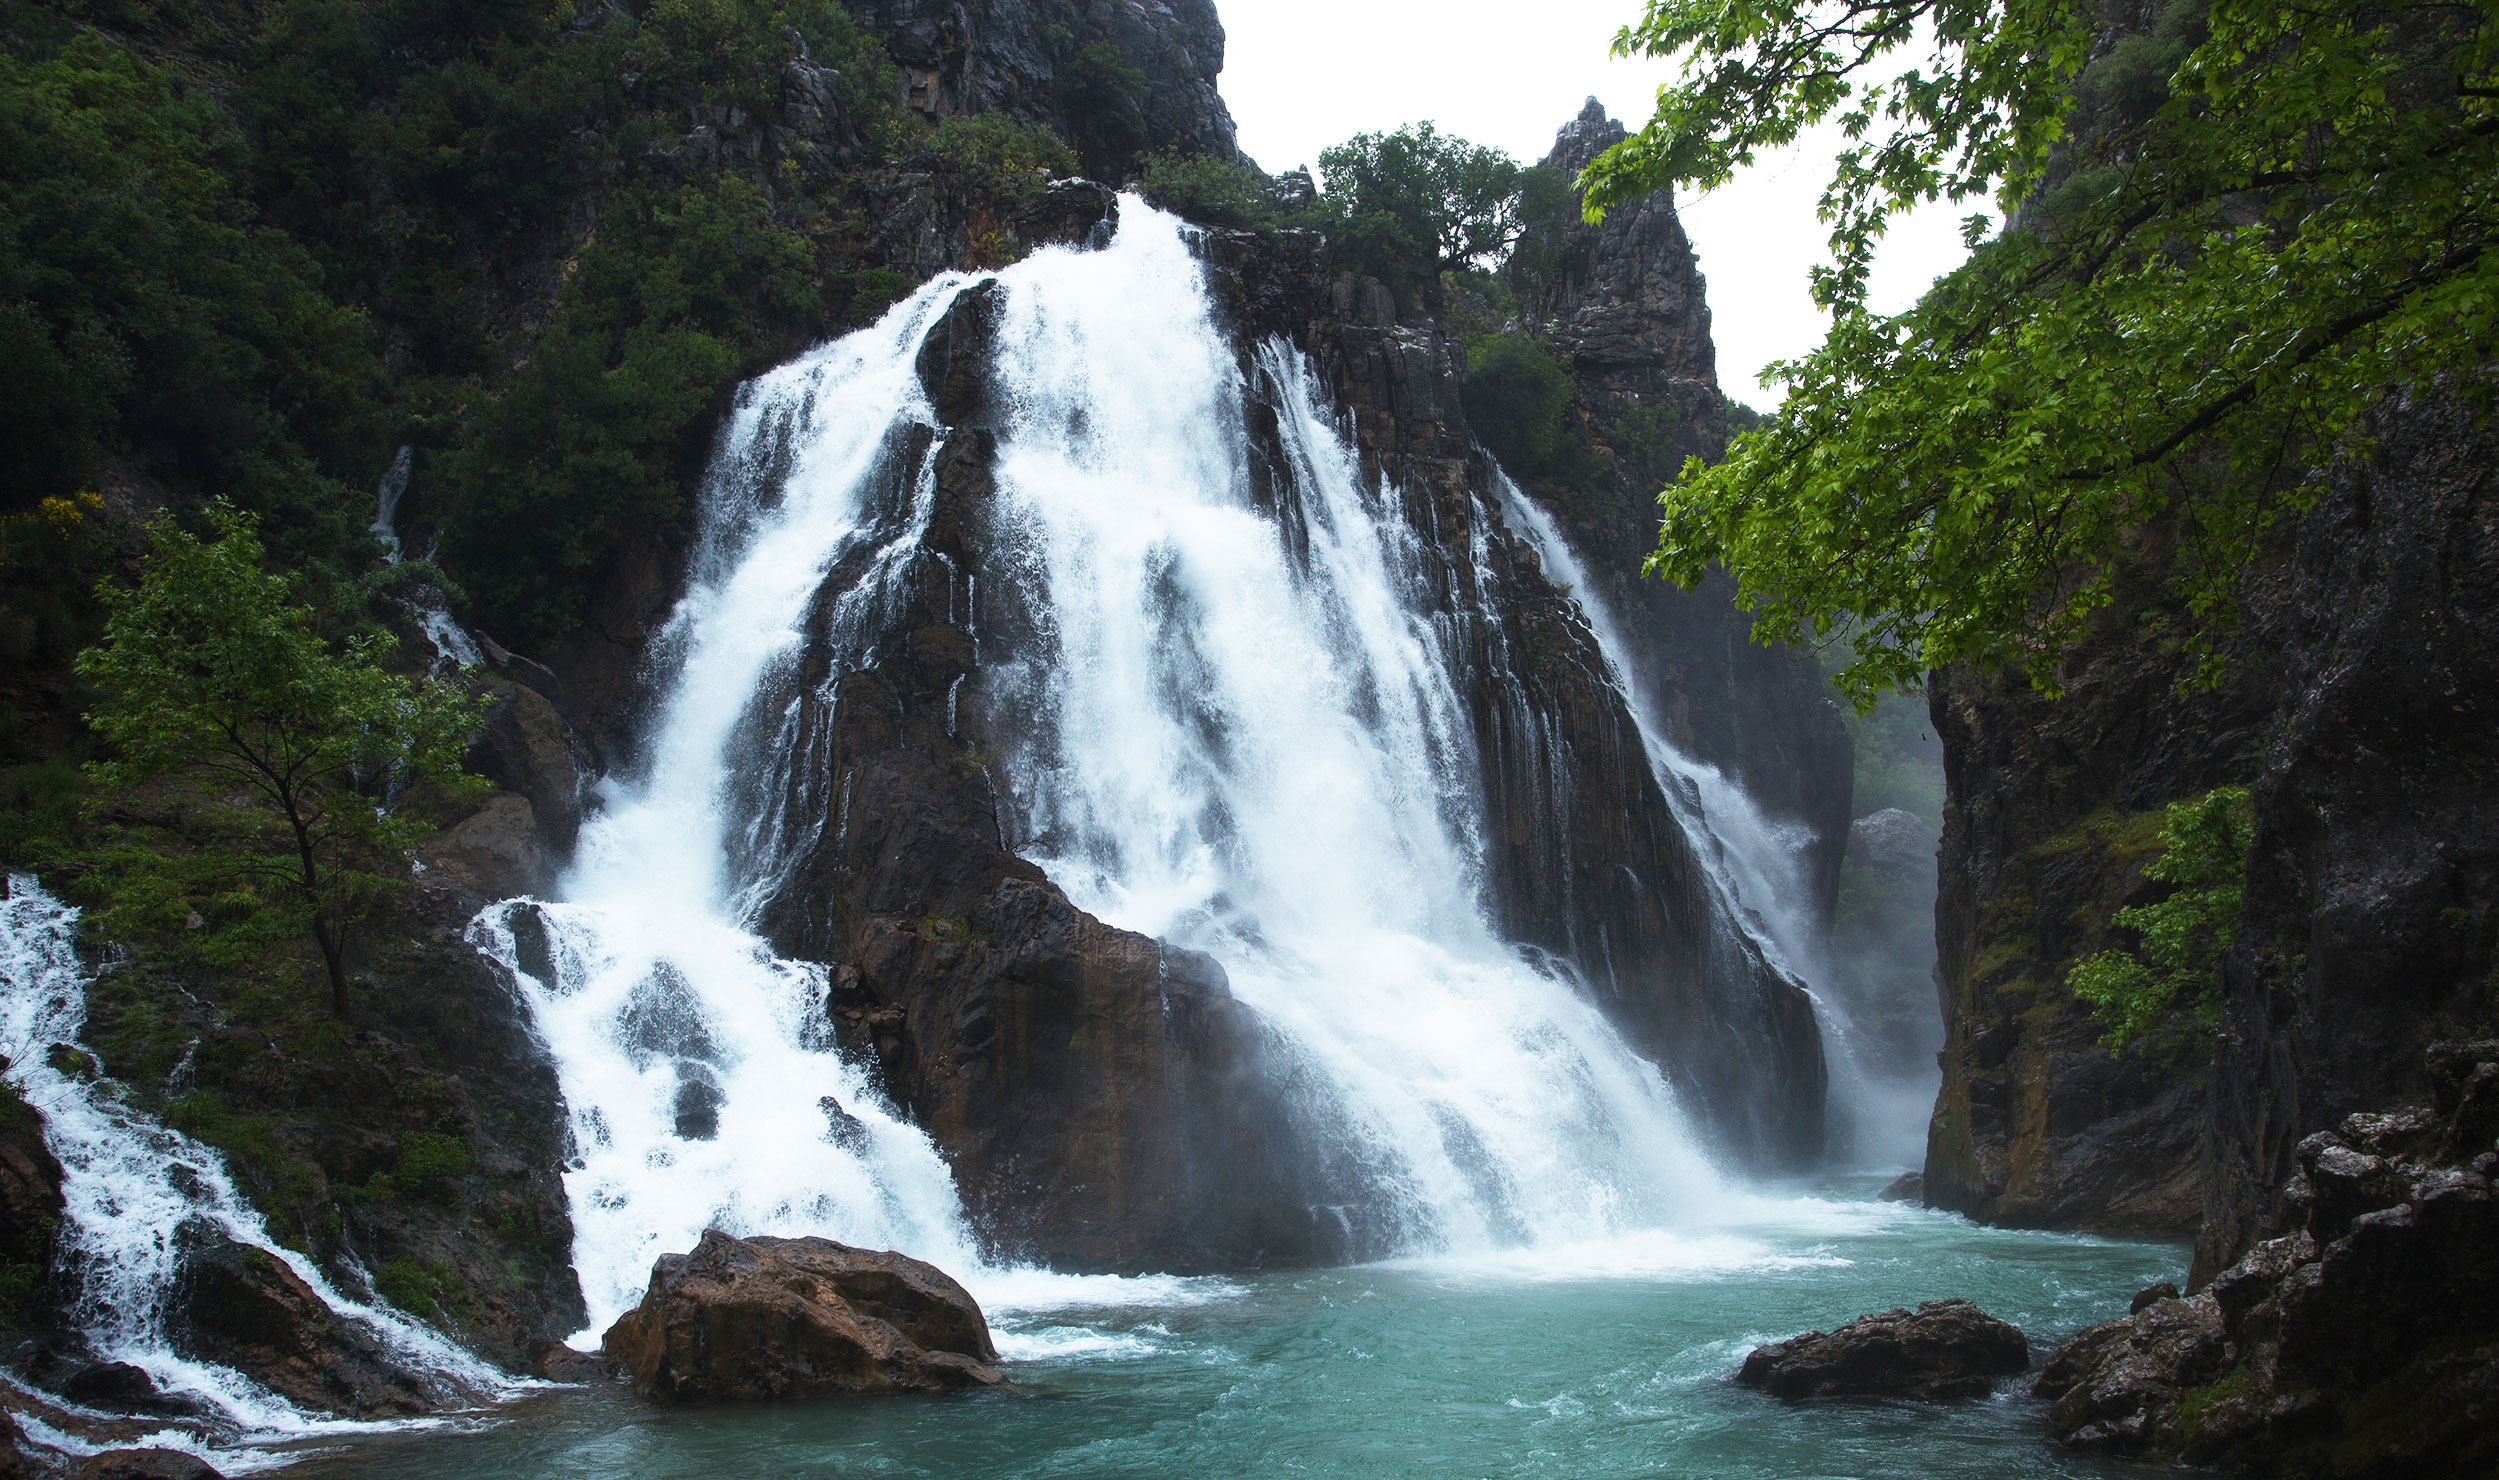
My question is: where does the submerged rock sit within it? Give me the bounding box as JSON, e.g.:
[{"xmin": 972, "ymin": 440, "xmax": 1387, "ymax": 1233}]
[
  {"xmin": 1736, "ymin": 1299, "xmax": 2028, "ymax": 1399},
  {"xmin": 601, "ymin": 1230, "xmax": 1004, "ymax": 1401},
  {"xmin": 68, "ymin": 1452, "xmax": 224, "ymax": 1480}
]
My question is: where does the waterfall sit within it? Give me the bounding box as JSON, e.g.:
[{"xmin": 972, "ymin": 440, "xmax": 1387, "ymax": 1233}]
[
  {"xmin": 480, "ymin": 200, "xmax": 1764, "ymax": 1338},
  {"xmin": 0, "ymin": 877, "xmax": 509, "ymax": 1454},
  {"xmin": 1489, "ymin": 477, "xmax": 1919, "ymax": 1164}
]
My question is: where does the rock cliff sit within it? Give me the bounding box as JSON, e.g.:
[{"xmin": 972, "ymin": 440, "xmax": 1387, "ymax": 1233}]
[
  {"xmin": 1518, "ymin": 101, "xmax": 1852, "ymax": 924},
  {"xmin": 855, "ymin": 0, "xmax": 1238, "ymax": 176},
  {"xmin": 2195, "ymin": 385, "xmax": 2499, "ymax": 1282}
]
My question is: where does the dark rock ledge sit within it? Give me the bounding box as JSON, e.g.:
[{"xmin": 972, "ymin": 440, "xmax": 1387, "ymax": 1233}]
[
  {"xmin": 1737, "ymin": 1299, "xmax": 2029, "ymax": 1399},
  {"xmin": 601, "ymin": 1230, "xmax": 1003, "ymax": 1401},
  {"xmin": 2035, "ymin": 1040, "xmax": 2499, "ymax": 1477}
]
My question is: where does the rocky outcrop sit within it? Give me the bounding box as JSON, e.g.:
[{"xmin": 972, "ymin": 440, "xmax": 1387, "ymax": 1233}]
[
  {"xmin": 2195, "ymin": 387, "xmax": 2499, "ymax": 1284},
  {"xmin": 854, "ymin": 0, "xmax": 1238, "ymax": 178},
  {"xmin": 1736, "ymin": 1299, "xmax": 2029, "ymax": 1399},
  {"xmin": 165, "ymin": 1225, "xmax": 431, "ymax": 1417},
  {"xmin": 1923, "ymin": 379, "xmax": 2497, "ymax": 1247},
  {"xmin": 1518, "ymin": 99, "xmax": 1853, "ymax": 919},
  {"xmin": 600, "ymin": 1230, "xmax": 1002, "ymax": 1400},
  {"xmin": 2035, "ymin": 1041, "xmax": 2499, "ymax": 1476}
]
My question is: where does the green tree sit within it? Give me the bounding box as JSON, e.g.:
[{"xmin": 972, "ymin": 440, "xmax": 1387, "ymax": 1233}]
[
  {"xmin": 77, "ymin": 506, "xmax": 483, "ymax": 1016},
  {"xmin": 1316, "ymin": 123, "xmax": 1528, "ymax": 290},
  {"xmin": 1589, "ymin": 0, "xmax": 2499, "ymax": 706},
  {"xmin": 2068, "ymin": 786, "xmax": 2251, "ymax": 1061}
]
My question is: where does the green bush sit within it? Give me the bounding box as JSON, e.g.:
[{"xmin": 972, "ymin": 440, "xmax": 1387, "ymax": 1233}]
[
  {"xmin": 0, "ymin": 28, "xmax": 388, "ymax": 587},
  {"xmin": 1465, "ymin": 331, "xmax": 1597, "ymax": 485},
  {"xmin": 1136, "ymin": 151, "xmax": 1273, "ymax": 230},
  {"xmin": 2069, "ymin": 786, "xmax": 2252, "ymax": 1061},
  {"xmin": 918, "ymin": 113, "xmax": 1080, "ymax": 197},
  {"xmin": 1313, "ymin": 122, "xmax": 1525, "ymax": 292}
]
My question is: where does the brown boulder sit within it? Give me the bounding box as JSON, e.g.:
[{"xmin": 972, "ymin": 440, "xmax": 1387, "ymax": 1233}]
[
  {"xmin": 417, "ymin": 793, "xmax": 546, "ymax": 901},
  {"xmin": 1736, "ymin": 1299, "xmax": 2029, "ymax": 1399},
  {"xmin": 600, "ymin": 1230, "xmax": 1003, "ymax": 1402}
]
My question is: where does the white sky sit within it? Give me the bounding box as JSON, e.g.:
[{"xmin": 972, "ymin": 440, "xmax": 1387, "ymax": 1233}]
[{"xmin": 1216, "ymin": 0, "xmax": 1976, "ymax": 403}]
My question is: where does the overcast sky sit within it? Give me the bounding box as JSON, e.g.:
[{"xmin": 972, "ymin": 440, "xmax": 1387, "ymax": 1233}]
[{"xmin": 1216, "ymin": 0, "xmax": 1975, "ymax": 403}]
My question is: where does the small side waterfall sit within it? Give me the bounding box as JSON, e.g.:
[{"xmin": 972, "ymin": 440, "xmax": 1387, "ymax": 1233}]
[
  {"xmin": 1491, "ymin": 477, "xmax": 1923, "ymax": 1164},
  {"xmin": 0, "ymin": 877, "xmax": 509, "ymax": 1456}
]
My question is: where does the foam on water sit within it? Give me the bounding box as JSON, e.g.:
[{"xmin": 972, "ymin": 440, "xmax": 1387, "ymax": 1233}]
[{"xmin": 0, "ymin": 878, "xmax": 515, "ymax": 1459}]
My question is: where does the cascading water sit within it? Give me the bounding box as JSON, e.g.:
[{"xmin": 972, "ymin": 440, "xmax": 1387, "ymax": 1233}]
[
  {"xmin": 476, "ymin": 199, "xmax": 1751, "ymax": 1340},
  {"xmin": 1491, "ymin": 477, "xmax": 1931, "ymax": 1166},
  {"xmin": 975, "ymin": 224, "xmax": 1722, "ymax": 1248},
  {"xmin": 0, "ymin": 877, "xmax": 510, "ymax": 1462},
  {"xmin": 469, "ymin": 284, "xmax": 989, "ymax": 1337}
]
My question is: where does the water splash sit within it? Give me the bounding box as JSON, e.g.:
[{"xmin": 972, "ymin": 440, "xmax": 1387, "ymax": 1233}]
[{"xmin": 0, "ymin": 877, "xmax": 513, "ymax": 1457}]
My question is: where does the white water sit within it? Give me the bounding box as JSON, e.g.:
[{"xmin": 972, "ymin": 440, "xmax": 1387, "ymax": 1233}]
[
  {"xmin": 1491, "ymin": 477, "xmax": 1929, "ymax": 1167},
  {"xmin": 0, "ymin": 877, "xmax": 512, "ymax": 1462},
  {"xmin": 371, "ymin": 446, "xmax": 484, "ymax": 674},
  {"xmin": 476, "ymin": 201, "xmax": 1751, "ymax": 1343}
]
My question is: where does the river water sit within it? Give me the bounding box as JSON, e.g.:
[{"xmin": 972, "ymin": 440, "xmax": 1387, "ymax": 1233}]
[{"xmin": 282, "ymin": 1188, "xmax": 2175, "ymax": 1479}]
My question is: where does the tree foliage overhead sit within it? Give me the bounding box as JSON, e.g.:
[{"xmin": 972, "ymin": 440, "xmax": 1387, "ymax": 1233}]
[
  {"xmin": 78, "ymin": 506, "xmax": 483, "ymax": 1016},
  {"xmin": 1590, "ymin": 0, "xmax": 2499, "ymax": 705}
]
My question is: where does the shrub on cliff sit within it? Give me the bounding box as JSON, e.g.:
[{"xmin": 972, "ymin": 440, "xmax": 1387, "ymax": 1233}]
[
  {"xmin": 76, "ymin": 506, "xmax": 483, "ymax": 1016},
  {"xmin": 1137, "ymin": 151, "xmax": 1274, "ymax": 230},
  {"xmin": 1591, "ymin": 0, "xmax": 2499, "ymax": 706},
  {"xmin": 2068, "ymin": 786, "xmax": 2251, "ymax": 1061},
  {"xmin": 433, "ymin": 177, "xmax": 821, "ymax": 646}
]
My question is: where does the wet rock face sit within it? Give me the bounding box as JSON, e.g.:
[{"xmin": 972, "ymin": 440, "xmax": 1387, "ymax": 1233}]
[
  {"xmin": 1195, "ymin": 223, "xmax": 1830, "ymax": 1168},
  {"xmin": 1922, "ymin": 525, "xmax": 2283, "ymax": 1234},
  {"xmin": 2037, "ymin": 1042, "xmax": 2499, "ymax": 1475},
  {"xmin": 2198, "ymin": 389, "xmax": 2499, "ymax": 1284},
  {"xmin": 166, "ymin": 1223, "xmax": 433, "ymax": 1417},
  {"xmin": 68, "ymin": 1452, "xmax": 223, "ymax": 1480},
  {"xmin": 601, "ymin": 1230, "xmax": 1002, "ymax": 1400},
  {"xmin": 1736, "ymin": 1299, "xmax": 2029, "ymax": 1399},
  {"xmin": 743, "ymin": 295, "xmax": 1366, "ymax": 1271}
]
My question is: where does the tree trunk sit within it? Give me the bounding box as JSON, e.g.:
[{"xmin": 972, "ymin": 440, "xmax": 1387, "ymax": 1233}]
[{"xmin": 314, "ymin": 914, "xmax": 349, "ymax": 1018}]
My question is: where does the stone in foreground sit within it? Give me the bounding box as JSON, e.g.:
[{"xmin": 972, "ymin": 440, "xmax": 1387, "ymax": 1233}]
[
  {"xmin": 601, "ymin": 1230, "xmax": 1004, "ymax": 1401},
  {"xmin": 1736, "ymin": 1299, "xmax": 2029, "ymax": 1399}
]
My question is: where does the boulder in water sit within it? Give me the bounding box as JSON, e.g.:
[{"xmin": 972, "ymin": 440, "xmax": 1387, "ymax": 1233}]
[
  {"xmin": 68, "ymin": 1451, "xmax": 224, "ymax": 1480},
  {"xmin": 1876, "ymin": 1171, "xmax": 1924, "ymax": 1203},
  {"xmin": 601, "ymin": 1230, "xmax": 1003, "ymax": 1401},
  {"xmin": 1736, "ymin": 1299, "xmax": 2029, "ymax": 1399}
]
